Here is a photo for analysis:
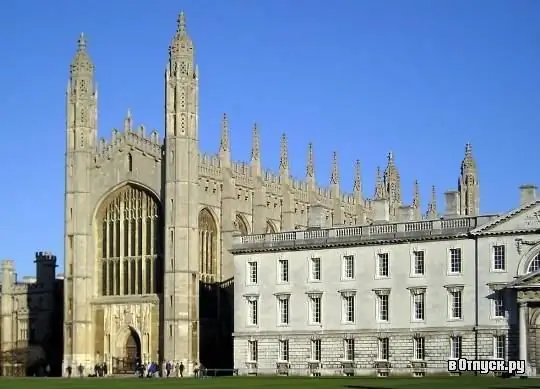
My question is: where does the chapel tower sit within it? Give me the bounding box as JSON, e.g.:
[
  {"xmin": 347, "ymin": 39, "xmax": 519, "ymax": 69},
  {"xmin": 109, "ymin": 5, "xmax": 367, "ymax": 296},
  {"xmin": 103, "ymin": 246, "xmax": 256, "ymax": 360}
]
[
  {"xmin": 64, "ymin": 33, "xmax": 97, "ymax": 367},
  {"xmin": 163, "ymin": 12, "xmax": 201, "ymax": 365}
]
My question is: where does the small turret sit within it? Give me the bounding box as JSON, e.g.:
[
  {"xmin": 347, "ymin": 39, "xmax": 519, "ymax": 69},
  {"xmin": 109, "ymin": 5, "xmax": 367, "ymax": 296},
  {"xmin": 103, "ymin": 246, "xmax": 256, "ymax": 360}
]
[{"xmin": 35, "ymin": 251, "xmax": 57, "ymax": 285}]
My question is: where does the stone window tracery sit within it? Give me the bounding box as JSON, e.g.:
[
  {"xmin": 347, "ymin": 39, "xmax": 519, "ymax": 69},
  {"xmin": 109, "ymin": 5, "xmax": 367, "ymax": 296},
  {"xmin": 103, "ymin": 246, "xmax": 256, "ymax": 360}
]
[
  {"xmin": 98, "ymin": 184, "xmax": 162, "ymax": 296},
  {"xmin": 235, "ymin": 215, "xmax": 249, "ymax": 236},
  {"xmin": 199, "ymin": 208, "xmax": 218, "ymax": 283},
  {"xmin": 527, "ymin": 253, "xmax": 540, "ymax": 273}
]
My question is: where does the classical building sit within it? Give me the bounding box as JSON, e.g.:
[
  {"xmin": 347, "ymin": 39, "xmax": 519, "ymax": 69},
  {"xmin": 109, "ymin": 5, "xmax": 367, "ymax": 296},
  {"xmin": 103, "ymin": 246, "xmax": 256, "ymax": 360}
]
[
  {"xmin": 232, "ymin": 186, "xmax": 540, "ymax": 376},
  {"xmin": 63, "ymin": 11, "xmax": 444, "ymax": 374},
  {"xmin": 0, "ymin": 253, "xmax": 63, "ymax": 376}
]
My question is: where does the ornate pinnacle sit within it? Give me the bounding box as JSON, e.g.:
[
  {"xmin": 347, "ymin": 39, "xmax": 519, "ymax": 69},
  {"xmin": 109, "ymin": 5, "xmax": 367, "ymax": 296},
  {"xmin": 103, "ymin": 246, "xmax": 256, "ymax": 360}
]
[
  {"xmin": 124, "ymin": 108, "xmax": 132, "ymax": 132},
  {"xmin": 177, "ymin": 11, "xmax": 187, "ymax": 34},
  {"xmin": 353, "ymin": 160, "xmax": 362, "ymax": 193},
  {"xmin": 461, "ymin": 142, "xmax": 476, "ymax": 172},
  {"xmin": 220, "ymin": 113, "xmax": 229, "ymax": 153},
  {"xmin": 426, "ymin": 185, "xmax": 437, "ymax": 217},
  {"xmin": 279, "ymin": 133, "xmax": 288, "ymax": 171},
  {"xmin": 412, "ymin": 180, "xmax": 420, "ymax": 209},
  {"xmin": 330, "ymin": 152, "xmax": 339, "ymax": 185},
  {"xmin": 251, "ymin": 123, "xmax": 260, "ymax": 161},
  {"xmin": 306, "ymin": 143, "xmax": 314, "ymax": 178},
  {"xmin": 374, "ymin": 167, "xmax": 384, "ymax": 200}
]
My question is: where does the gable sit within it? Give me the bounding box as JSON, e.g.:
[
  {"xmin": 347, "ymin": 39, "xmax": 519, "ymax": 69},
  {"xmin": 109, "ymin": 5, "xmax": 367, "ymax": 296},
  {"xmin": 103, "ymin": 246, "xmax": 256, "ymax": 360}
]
[{"xmin": 472, "ymin": 200, "xmax": 540, "ymax": 235}]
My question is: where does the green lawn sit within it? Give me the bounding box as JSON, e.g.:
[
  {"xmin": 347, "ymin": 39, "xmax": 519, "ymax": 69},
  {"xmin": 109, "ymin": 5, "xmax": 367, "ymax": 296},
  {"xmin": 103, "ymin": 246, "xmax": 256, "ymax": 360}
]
[{"xmin": 0, "ymin": 376, "xmax": 536, "ymax": 389}]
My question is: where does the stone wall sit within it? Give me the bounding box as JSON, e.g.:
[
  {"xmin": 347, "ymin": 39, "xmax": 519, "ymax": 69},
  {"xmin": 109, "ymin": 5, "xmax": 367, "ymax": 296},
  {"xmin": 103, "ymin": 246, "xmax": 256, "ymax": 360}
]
[{"xmin": 234, "ymin": 328, "xmax": 509, "ymax": 376}]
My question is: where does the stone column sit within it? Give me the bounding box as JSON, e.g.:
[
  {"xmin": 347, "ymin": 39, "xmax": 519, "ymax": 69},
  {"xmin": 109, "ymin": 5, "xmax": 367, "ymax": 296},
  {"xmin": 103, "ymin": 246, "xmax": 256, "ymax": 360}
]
[{"xmin": 519, "ymin": 302, "xmax": 529, "ymax": 374}]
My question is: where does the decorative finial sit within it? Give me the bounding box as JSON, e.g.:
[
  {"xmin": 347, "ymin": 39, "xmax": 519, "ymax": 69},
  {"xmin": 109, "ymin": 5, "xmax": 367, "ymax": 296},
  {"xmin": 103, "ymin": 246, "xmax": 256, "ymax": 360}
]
[
  {"xmin": 279, "ymin": 133, "xmax": 288, "ymax": 171},
  {"xmin": 353, "ymin": 160, "xmax": 362, "ymax": 193},
  {"xmin": 330, "ymin": 152, "xmax": 339, "ymax": 185},
  {"xmin": 306, "ymin": 143, "xmax": 314, "ymax": 178},
  {"xmin": 251, "ymin": 123, "xmax": 260, "ymax": 161},
  {"xmin": 177, "ymin": 11, "xmax": 186, "ymax": 34},
  {"xmin": 77, "ymin": 33, "xmax": 87, "ymax": 51},
  {"xmin": 388, "ymin": 151, "xmax": 393, "ymax": 162}
]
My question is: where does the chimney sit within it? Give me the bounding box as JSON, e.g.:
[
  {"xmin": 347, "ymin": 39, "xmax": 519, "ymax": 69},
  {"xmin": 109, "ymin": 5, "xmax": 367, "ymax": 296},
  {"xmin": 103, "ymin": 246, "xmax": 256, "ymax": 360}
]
[
  {"xmin": 307, "ymin": 204, "xmax": 326, "ymax": 229},
  {"xmin": 444, "ymin": 191, "xmax": 460, "ymax": 216},
  {"xmin": 372, "ymin": 199, "xmax": 390, "ymax": 222},
  {"xmin": 397, "ymin": 206, "xmax": 414, "ymax": 222},
  {"xmin": 519, "ymin": 185, "xmax": 537, "ymax": 206}
]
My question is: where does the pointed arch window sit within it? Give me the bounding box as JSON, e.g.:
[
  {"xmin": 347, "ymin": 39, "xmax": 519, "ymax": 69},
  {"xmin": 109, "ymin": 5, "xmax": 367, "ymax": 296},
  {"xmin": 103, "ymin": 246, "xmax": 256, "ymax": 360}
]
[
  {"xmin": 128, "ymin": 153, "xmax": 133, "ymax": 172},
  {"xmin": 266, "ymin": 221, "xmax": 277, "ymax": 234},
  {"xmin": 198, "ymin": 209, "xmax": 218, "ymax": 283},
  {"xmin": 97, "ymin": 184, "xmax": 162, "ymax": 296},
  {"xmin": 235, "ymin": 215, "xmax": 249, "ymax": 236}
]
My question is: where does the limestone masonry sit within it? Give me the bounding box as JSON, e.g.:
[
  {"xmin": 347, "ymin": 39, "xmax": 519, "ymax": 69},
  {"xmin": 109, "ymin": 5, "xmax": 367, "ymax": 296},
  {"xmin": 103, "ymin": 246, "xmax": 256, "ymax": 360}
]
[{"xmin": 0, "ymin": 11, "xmax": 538, "ymax": 378}]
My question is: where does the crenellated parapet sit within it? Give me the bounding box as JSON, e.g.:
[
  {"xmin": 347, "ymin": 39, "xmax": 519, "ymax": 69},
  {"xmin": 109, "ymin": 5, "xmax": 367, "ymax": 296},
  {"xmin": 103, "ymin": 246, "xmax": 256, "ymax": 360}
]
[
  {"xmin": 199, "ymin": 152, "xmax": 221, "ymax": 177},
  {"xmin": 93, "ymin": 123, "xmax": 162, "ymax": 167}
]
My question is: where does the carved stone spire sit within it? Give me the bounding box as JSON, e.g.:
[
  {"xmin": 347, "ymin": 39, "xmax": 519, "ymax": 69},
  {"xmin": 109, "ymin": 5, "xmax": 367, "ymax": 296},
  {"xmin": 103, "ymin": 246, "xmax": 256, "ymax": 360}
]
[
  {"xmin": 279, "ymin": 133, "xmax": 288, "ymax": 172},
  {"xmin": 169, "ymin": 11, "xmax": 193, "ymax": 61},
  {"xmin": 219, "ymin": 113, "xmax": 230, "ymax": 153},
  {"xmin": 353, "ymin": 160, "xmax": 362, "ymax": 193},
  {"xmin": 374, "ymin": 167, "xmax": 385, "ymax": 200},
  {"xmin": 412, "ymin": 180, "xmax": 420, "ymax": 219},
  {"xmin": 426, "ymin": 185, "xmax": 437, "ymax": 218},
  {"xmin": 70, "ymin": 33, "xmax": 94, "ymax": 77},
  {"xmin": 330, "ymin": 152, "xmax": 339, "ymax": 185},
  {"xmin": 306, "ymin": 143, "xmax": 314, "ymax": 179},
  {"xmin": 251, "ymin": 123, "xmax": 260, "ymax": 162}
]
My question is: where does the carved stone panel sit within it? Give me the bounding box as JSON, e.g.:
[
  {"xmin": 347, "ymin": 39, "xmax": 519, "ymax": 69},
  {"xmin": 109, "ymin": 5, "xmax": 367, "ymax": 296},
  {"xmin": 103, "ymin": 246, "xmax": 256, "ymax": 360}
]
[{"xmin": 518, "ymin": 289, "xmax": 540, "ymax": 303}]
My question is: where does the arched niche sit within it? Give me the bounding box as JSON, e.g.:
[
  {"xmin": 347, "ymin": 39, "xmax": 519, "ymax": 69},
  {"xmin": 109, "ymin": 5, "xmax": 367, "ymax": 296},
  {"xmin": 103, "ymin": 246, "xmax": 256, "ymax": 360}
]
[
  {"xmin": 198, "ymin": 208, "xmax": 218, "ymax": 283},
  {"xmin": 96, "ymin": 183, "xmax": 162, "ymax": 296}
]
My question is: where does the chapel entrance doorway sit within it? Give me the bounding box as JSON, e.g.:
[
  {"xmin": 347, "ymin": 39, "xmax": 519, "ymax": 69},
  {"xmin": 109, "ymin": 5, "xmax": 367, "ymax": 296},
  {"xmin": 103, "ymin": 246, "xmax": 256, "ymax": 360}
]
[{"xmin": 112, "ymin": 327, "xmax": 141, "ymax": 374}]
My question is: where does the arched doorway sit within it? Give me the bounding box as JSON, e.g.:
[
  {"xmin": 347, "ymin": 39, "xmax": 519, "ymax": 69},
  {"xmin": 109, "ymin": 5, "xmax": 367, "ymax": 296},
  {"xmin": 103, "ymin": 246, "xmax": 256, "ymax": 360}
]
[{"xmin": 112, "ymin": 327, "xmax": 141, "ymax": 374}]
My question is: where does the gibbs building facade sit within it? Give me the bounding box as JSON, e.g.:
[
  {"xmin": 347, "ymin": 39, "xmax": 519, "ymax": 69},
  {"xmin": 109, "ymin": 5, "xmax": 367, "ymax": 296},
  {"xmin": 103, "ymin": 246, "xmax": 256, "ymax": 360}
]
[{"xmin": 63, "ymin": 13, "xmax": 394, "ymax": 374}]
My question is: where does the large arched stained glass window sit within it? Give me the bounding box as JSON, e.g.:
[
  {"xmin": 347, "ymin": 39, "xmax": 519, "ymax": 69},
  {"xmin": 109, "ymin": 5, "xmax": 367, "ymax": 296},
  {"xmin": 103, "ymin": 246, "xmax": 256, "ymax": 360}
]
[
  {"xmin": 97, "ymin": 184, "xmax": 162, "ymax": 296},
  {"xmin": 199, "ymin": 208, "xmax": 218, "ymax": 283}
]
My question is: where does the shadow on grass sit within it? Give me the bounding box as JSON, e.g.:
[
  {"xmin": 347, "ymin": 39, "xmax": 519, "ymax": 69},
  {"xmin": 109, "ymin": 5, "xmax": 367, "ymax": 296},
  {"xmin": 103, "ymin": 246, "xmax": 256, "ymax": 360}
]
[{"xmin": 344, "ymin": 386, "xmax": 393, "ymax": 389}]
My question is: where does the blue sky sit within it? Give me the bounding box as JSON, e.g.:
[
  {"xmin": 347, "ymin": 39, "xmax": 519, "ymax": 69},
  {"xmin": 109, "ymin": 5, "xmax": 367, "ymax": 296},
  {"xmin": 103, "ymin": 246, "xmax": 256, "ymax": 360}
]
[{"xmin": 1, "ymin": 0, "xmax": 539, "ymax": 276}]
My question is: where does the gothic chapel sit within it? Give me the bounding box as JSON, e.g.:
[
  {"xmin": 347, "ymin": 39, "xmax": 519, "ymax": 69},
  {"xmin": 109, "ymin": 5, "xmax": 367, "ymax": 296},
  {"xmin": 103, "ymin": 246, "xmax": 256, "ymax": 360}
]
[{"xmin": 63, "ymin": 13, "xmax": 479, "ymax": 373}]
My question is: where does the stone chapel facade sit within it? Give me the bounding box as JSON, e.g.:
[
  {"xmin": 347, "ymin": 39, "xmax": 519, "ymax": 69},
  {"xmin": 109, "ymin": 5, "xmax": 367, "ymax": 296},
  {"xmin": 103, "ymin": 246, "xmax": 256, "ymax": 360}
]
[{"xmin": 63, "ymin": 13, "xmax": 480, "ymax": 373}]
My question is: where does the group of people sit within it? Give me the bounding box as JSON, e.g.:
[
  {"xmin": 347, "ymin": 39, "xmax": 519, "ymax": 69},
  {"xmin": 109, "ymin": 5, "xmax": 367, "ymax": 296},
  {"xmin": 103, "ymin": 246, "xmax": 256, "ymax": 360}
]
[
  {"xmin": 66, "ymin": 360, "xmax": 207, "ymax": 378},
  {"xmin": 136, "ymin": 360, "xmax": 198, "ymax": 378}
]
